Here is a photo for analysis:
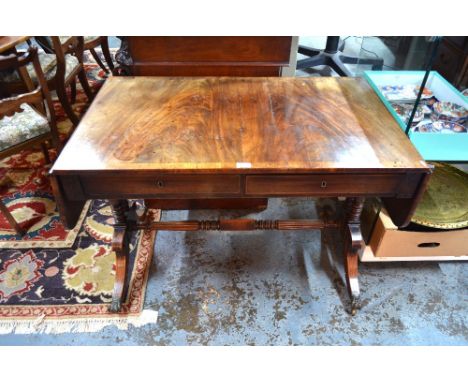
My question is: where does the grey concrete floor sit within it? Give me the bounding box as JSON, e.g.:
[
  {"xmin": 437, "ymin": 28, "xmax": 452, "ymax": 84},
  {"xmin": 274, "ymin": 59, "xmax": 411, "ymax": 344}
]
[{"xmin": 2, "ymin": 199, "xmax": 467, "ymax": 345}]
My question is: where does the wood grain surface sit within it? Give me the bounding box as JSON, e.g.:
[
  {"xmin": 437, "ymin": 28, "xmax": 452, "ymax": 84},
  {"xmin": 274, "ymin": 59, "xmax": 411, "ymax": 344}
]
[
  {"xmin": 126, "ymin": 37, "xmax": 292, "ymax": 64},
  {"xmin": 51, "ymin": 76, "xmax": 428, "ymax": 174}
]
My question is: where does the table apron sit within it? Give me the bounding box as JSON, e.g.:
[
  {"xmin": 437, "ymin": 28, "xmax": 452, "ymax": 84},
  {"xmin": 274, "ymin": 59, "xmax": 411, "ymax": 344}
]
[{"xmin": 58, "ymin": 172, "xmax": 422, "ymax": 200}]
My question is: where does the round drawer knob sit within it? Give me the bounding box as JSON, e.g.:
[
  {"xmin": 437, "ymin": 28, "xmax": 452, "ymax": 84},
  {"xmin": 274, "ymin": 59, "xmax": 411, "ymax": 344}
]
[
  {"xmin": 156, "ymin": 180, "xmax": 164, "ymax": 188},
  {"xmin": 321, "ymin": 180, "xmax": 327, "ymax": 188}
]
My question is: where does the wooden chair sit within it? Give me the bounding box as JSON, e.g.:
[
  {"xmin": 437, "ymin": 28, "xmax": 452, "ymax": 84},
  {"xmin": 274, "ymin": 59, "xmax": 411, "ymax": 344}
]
[
  {"xmin": 83, "ymin": 36, "xmax": 114, "ymax": 73},
  {"xmin": 0, "ymin": 47, "xmax": 62, "ymax": 235},
  {"xmin": 0, "ymin": 174, "xmax": 25, "ymax": 235},
  {"xmin": 36, "ymin": 36, "xmax": 114, "ymax": 73},
  {"xmin": 0, "ymin": 36, "xmax": 93, "ymax": 127}
]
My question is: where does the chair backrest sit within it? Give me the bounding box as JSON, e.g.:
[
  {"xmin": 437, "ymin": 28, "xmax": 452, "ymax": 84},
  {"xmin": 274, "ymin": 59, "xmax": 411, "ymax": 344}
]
[
  {"xmin": 0, "ymin": 46, "xmax": 56, "ymax": 126},
  {"xmin": 34, "ymin": 36, "xmax": 85, "ymax": 80}
]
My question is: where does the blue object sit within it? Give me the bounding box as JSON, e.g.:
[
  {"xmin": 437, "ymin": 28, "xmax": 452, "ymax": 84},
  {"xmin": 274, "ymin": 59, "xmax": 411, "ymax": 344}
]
[{"xmin": 364, "ymin": 70, "xmax": 468, "ymax": 162}]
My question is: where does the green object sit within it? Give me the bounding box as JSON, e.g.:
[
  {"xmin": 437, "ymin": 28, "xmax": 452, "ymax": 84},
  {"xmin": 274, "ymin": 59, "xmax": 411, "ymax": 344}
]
[{"xmin": 411, "ymin": 163, "xmax": 468, "ymax": 229}]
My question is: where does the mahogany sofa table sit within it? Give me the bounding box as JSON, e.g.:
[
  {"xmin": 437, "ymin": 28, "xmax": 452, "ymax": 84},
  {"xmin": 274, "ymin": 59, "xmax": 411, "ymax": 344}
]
[{"xmin": 50, "ymin": 76, "xmax": 431, "ymax": 314}]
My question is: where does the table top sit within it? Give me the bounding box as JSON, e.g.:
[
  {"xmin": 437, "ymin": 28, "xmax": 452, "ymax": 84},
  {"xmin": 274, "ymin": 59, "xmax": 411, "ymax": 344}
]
[
  {"xmin": 52, "ymin": 76, "xmax": 429, "ymax": 175},
  {"xmin": 0, "ymin": 36, "xmax": 29, "ymax": 53}
]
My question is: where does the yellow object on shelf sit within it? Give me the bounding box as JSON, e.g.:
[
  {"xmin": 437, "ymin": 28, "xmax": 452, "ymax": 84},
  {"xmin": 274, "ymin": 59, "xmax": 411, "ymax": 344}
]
[{"xmin": 411, "ymin": 162, "xmax": 468, "ymax": 229}]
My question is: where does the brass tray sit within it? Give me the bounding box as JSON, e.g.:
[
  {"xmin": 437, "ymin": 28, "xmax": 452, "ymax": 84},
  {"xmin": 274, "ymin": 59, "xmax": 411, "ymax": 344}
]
[{"xmin": 411, "ymin": 162, "xmax": 468, "ymax": 229}]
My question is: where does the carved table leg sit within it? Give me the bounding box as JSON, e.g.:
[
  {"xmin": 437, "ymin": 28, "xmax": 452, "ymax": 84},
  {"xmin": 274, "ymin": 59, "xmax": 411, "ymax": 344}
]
[
  {"xmin": 113, "ymin": 37, "xmax": 133, "ymax": 76},
  {"xmin": 343, "ymin": 197, "xmax": 365, "ymax": 315},
  {"xmin": 109, "ymin": 199, "xmax": 130, "ymax": 312}
]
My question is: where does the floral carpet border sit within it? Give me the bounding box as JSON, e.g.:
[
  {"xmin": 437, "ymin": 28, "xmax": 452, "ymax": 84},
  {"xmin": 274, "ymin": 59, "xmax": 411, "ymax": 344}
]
[
  {"xmin": 0, "ymin": 201, "xmax": 91, "ymax": 250},
  {"xmin": 0, "ymin": 209, "xmax": 160, "ymax": 333}
]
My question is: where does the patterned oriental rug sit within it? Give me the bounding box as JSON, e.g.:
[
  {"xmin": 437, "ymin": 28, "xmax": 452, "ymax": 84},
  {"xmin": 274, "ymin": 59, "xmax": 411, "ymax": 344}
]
[{"xmin": 0, "ymin": 55, "xmax": 159, "ymax": 333}]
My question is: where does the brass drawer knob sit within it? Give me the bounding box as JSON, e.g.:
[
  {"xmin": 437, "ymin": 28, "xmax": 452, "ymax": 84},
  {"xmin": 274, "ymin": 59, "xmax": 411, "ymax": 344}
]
[
  {"xmin": 157, "ymin": 180, "xmax": 164, "ymax": 188},
  {"xmin": 321, "ymin": 180, "xmax": 327, "ymax": 188}
]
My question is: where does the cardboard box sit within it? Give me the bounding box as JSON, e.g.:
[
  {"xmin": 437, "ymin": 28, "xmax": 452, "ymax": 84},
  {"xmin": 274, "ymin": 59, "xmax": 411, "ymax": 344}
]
[{"xmin": 360, "ymin": 205, "xmax": 468, "ymax": 262}]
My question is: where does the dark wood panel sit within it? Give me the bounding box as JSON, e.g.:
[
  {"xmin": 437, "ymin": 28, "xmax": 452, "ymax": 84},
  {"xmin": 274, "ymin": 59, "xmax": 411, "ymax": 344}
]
[
  {"xmin": 50, "ymin": 175, "xmax": 86, "ymax": 229},
  {"xmin": 146, "ymin": 198, "xmax": 268, "ymax": 211},
  {"xmin": 115, "ymin": 37, "xmax": 292, "ymax": 77},
  {"xmin": 433, "ymin": 37, "xmax": 468, "ymax": 88},
  {"xmin": 80, "ymin": 174, "xmax": 241, "ymax": 198},
  {"xmin": 127, "ymin": 36, "xmax": 292, "ymax": 64},
  {"xmin": 133, "ymin": 65, "xmax": 281, "ymax": 77},
  {"xmin": 60, "ymin": 175, "xmax": 85, "ymax": 200},
  {"xmin": 245, "ymin": 174, "xmax": 405, "ymax": 197},
  {"xmin": 382, "ymin": 172, "xmax": 431, "ymax": 227}
]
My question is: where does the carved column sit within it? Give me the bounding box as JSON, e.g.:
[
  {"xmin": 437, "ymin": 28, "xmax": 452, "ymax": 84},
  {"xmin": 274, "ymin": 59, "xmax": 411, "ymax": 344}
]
[{"xmin": 113, "ymin": 37, "xmax": 133, "ymax": 76}]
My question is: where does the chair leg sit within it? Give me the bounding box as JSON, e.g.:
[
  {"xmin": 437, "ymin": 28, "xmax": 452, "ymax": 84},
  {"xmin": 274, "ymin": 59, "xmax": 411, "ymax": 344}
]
[
  {"xmin": 339, "ymin": 54, "xmax": 384, "ymax": 71},
  {"xmin": 78, "ymin": 68, "xmax": 94, "ymax": 102},
  {"xmin": 328, "ymin": 55, "xmax": 352, "ymax": 77},
  {"xmin": 70, "ymin": 80, "xmax": 77, "ymax": 104},
  {"xmin": 100, "ymin": 37, "xmax": 114, "ymax": 71},
  {"xmin": 56, "ymin": 80, "xmax": 80, "ymax": 126},
  {"xmin": 41, "ymin": 142, "xmax": 51, "ymax": 163},
  {"xmin": 50, "ymin": 125, "xmax": 63, "ymax": 154},
  {"xmin": 296, "ymin": 53, "xmax": 327, "ymax": 70},
  {"xmin": 298, "ymin": 45, "xmax": 321, "ymax": 57},
  {"xmin": 0, "ymin": 200, "xmax": 25, "ymax": 235},
  {"xmin": 90, "ymin": 48, "xmax": 109, "ymax": 73}
]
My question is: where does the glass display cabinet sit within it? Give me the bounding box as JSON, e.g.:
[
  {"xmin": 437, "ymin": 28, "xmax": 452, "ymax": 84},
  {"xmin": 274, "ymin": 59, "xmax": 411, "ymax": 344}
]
[{"xmin": 359, "ymin": 37, "xmax": 468, "ymax": 162}]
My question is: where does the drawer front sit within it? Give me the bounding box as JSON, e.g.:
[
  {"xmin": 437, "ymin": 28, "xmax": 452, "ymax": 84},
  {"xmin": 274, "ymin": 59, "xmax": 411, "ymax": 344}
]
[
  {"xmin": 245, "ymin": 174, "xmax": 404, "ymax": 197},
  {"xmin": 134, "ymin": 65, "xmax": 281, "ymax": 77},
  {"xmin": 81, "ymin": 174, "xmax": 241, "ymax": 198}
]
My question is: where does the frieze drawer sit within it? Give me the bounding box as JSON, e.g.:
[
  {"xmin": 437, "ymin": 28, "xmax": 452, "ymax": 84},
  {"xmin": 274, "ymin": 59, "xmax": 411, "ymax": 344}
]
[
  {"xmin": 81, "ymin": 174, "xmax": 241, "ymax": 198},
  {"xmin": 245, "ymin": 174, "xmax": 405, "ymax": 197}
]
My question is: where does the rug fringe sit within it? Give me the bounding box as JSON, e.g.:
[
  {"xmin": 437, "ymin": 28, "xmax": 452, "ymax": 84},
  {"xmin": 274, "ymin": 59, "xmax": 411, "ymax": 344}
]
[{"xmin": 0, "ymin": 309, "xmax": 158, "ymax": 334}]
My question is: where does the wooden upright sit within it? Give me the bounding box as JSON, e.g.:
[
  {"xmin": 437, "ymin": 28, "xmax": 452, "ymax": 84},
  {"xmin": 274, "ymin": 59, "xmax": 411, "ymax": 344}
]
[{"xmin": 114, "ymin": 36, "xmax": 292, "ymax": 76}]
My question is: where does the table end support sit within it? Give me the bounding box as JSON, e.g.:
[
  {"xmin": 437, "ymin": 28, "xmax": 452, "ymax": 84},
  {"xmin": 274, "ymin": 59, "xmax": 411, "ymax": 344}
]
[
  {"xmin": 343, "ymin": 197, "xmax": 364, "ymax": 315},
  {"xmin": 109, "ymin": 200, "xmax": 130, "ymax": 313}
]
